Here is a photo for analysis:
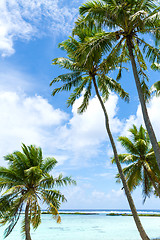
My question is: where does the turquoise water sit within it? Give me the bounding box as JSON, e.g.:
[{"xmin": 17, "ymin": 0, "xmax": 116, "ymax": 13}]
[{"xmin": 0, "ymin": 211, "xmax": 160, "ymax": 240}]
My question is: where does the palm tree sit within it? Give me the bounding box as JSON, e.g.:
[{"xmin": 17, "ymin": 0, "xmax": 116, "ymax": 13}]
[
  {"xmin": 0, "ymin": 144, "xmax": 76, "ymax": 240},
  {"xmin": 112, "ymin": 125, "xmax": 160, "ymax": 203},
  {"xmin": 50, "ymin": 26, "xmax": 150, "ymax": 240},
  {"xmin": 76, "ymin": 0, "xmax": 160, "ymax": 171}
]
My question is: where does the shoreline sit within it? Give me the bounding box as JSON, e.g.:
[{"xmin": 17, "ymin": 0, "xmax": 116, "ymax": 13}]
[{"xmin": 41, "ymin": 211, "xmax": 160, "ymax": 217}]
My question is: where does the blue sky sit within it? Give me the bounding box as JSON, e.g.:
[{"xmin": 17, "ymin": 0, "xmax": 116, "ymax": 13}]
[{"xmin": 0, "ymin": 0, "xmax": 160, "ymax": 210}]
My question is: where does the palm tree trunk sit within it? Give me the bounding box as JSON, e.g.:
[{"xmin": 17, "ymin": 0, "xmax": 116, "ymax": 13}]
[
  {"xmin": 25, "ymin": 199, "xmax": 32, "ymax": 240},
  {"xmin": 126, "ymin": 37, "xmax": 160, "ymax": 171},
  {"xmin": 92, "ymin": 76, "xmax": 150, "ymax": 240}
]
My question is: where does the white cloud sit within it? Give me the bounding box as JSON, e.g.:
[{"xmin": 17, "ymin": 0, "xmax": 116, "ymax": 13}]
[
  {"xmin": 0, "ymin": 90, "xmax": 68, "ymax": 164},
  {"xmin": 53, "ymin": 155, "xmax": 69, "ymax": 166},
  {"xmin": 92, "ymin": 190, "xmax": 107, "ymax": 199},
  {"xmin": 54, "ymin": 93, "xmax": 123, "ymax": 166},
  {"xmin": 92, "ymin": 188, "xmax": 124, "ymax": 200},
  {"xmin": 0, "ymin": 0, "xmax": 79, "ymax": 56},
  {"xmin": 119, "ymin": 96, "xmax": 160, "ymax": 139},
  {"xmin": 95, "ymin": 172, "xmax": 113, "ymax": 178},
  {"xmin": 0, "ymin": 66, "xmax": 33, "ymax": 93},
  {"xmin": 62, "ymin": 185, "xmax": 92, "ymax": 209},
  {"xmin": 147, "ymin": 96, "xmax": 160, "ymax": 140},
  {"xmin": 0, "ymin": 0, "xmax": 34, "ymax": 56},
  {"xmin": 62, "ymin": 185, "xmax": 128, "ymax": 209}
]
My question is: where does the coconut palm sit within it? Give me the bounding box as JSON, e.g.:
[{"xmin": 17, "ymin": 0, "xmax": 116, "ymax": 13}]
[
  {"xmin": 76, "ymin": 0, "xmax": 160, "ymax": 171},
  {"xmin": 112, "ymin": 125, "xmax": 160, "ymax": 203},
  {"xmin": 50, "ymin": 26, "xmax": 150, "ymax": 240},
  {"xmin": 0, "ymin": 144, "xmax": 76, "ymax": 240}
]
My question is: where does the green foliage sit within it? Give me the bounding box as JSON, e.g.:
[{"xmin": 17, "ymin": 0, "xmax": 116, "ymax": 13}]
[
  {"xmin": 151, "ymin": 63, "xmax": 160, "ymax": 71},
  {"xmin": 150, "ymin": 80, "xmax": 160, "ymax": 97},
  {"xmin": 0, "ymin": 144, "xmax": 76, "ymax": 238},
  {"xmin": 112, "ymin": 125, "xmax": 160, "ymax": 203},
  {"xmin": 51, "ymin": 25, "xmax": 129, "ymax": 115}
]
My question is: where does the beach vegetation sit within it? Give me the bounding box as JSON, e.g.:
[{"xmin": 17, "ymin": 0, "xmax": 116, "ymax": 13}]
[
  {"xmin": 112, "ymin": 125, "xmax": 160, "ymax": 202},
  {"xmin": 0, "ymin": 144, "xmax": 76, "ymax": 240}
]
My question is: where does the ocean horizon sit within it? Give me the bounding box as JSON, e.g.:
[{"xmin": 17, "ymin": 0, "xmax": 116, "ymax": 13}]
[{"xmin": 58, "ymin": 209, "xmax": 160, "ymax": 213}]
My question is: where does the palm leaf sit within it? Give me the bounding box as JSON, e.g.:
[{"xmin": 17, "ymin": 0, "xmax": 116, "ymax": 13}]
[
  {"xmin": 118, "ymin": 136, "xmax": 138, "ymax": 155},
  {"xmin": 150, "ymin": 80, "xmax": 160, "ymax": 97},
  {"xmin": 67, "ymin": 77, "xmax": 89, "ymax": 107},
  {"xmin": 77, "ymin": 78, "xmax": 92, "ymax": 113},
  {"xmin": 52, "ymin": 57, "xmax": 79, "ymax": 71},
  {"xmin": 41, "ymin": 158, "xmax": 57, "ymax": 173},
  {"xmin": 151, "ymin": 63, "xmax": 160, "ymax": 71},
  {"xmin": 30, "ymin": 198, "xmax": 41, "ymax": 230},
  {"xmin": 137, "ymin": 37, "xmax": 160, "ymax": 63},
  {"xmin": 3, "ymin": 198, "xmax": 23, "ymax": 238}
]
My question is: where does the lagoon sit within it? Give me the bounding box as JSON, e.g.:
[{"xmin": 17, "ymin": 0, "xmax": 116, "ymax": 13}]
[{"xmin": 0, "ymin": 210, "xmax": 160, "ymax": 240}]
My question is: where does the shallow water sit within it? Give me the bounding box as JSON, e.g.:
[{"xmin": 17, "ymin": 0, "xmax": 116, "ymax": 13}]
[{"xmin": 0, "ymin": 213, "xmax": 160, "ymax": 240}]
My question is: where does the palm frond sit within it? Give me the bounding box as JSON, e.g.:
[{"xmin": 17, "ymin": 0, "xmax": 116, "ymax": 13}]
[
  {"xmin": 30, "ymin": 198, "xmax": 41, "ymax": 230},
  {"xmin": 134, "ymin": 139, "xmax": 148, "ymax": 155},
  {"xmin": 51, "ymin": 75, "xmax": 84, "ymax": 97},
  {"xmin": 5, "ymin": 152, "xmax": 28, "ymax": 175},
  {"xmin": 0, "ymin": 167, "xmax": 24, "ymax": 184},
  {"xmin": 67, "ymin": 77, "xmax": 89, "ymax": 107},
  {"xmin": 77, "ymin": 79, "xmax": 92, "ymax": 113},
  {"xmin": 137, "ymin": 37, "xmax": 160, "ymax": 63},
  {"xmin": 39, "ymin": 174, "xmax": 76, "ymax": 189},
  {"xmin": 41, "ymin": 189, "xmax": 66, "ymax": 204},
  {"xmin": 151, "ymin": 62, "xmax": 160, "ymax": 71},
  {"xmin": 133, "ymin": 37, "xmax": 147, "ymax": 71},
  {"xmin": 79, "ymin": 0, "xmax": 107, "ymax": 28},
  {"xmin": 24, "ymin": 166, "xmax": 42, "ymax": 183},
  {"xmin": 81, "ymin": 32, "xmax": 115, "ymax": 65},
  {"xmin": 112, "ymin": 154, "xmax": 137, "ymax": 164},
  {"xmin": 115, "ymin": 163, "xmax": 142, "ymax": 192},
  {"xmin": 125, "ymin": 163, "xmax": 142, "ymax": 191},
  {"xmin": 41, "ymin": 191, "xmax": 63, "ymax": 223},
  {"xmin": 118, "ymin": 136, "xmax": 138, "ymax": 155},
  {"xmin": 52, "ymin": 57, "xmax": 78, "ymax": 71},
  {"xmin": 116, "ymin": 42, "xmax": 129, "ymax": 81},
  {"xmin": 142, "ymin": 170, "xmax": 152, "ymax": 203},
  {"xmin": 98, "ymin": 74, "xmax": 129, "ymax": 102},
  {"xmin": 2, "ymin": 198, "xmax": 23, "ymax": 238},
  {"xmin": 98, "ymin": 37, "xmax": 126, "ymax": 75},
  {"xmin": 41, "ymin": 158, "xmax": 57, "ymax": 173},
  {"xmin": 22, "ymin": 144, "xmax": 43, "ymax": 167},
  {"xmin": 150, "ymin": 80, "xmax": 160, "ymax": 96}
]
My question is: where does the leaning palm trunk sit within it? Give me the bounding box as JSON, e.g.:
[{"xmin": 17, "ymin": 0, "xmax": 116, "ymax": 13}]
[
  {"xmin": 126, "ymin": 37, "xmax": 160, "ymax": 171},
  {"xmin": 25, "ymin": 200, "xmax": 32, "ymax": 240},
  {"xmin": 92, "ymin": 76, "xmax": 150, "ymax": 240}
]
